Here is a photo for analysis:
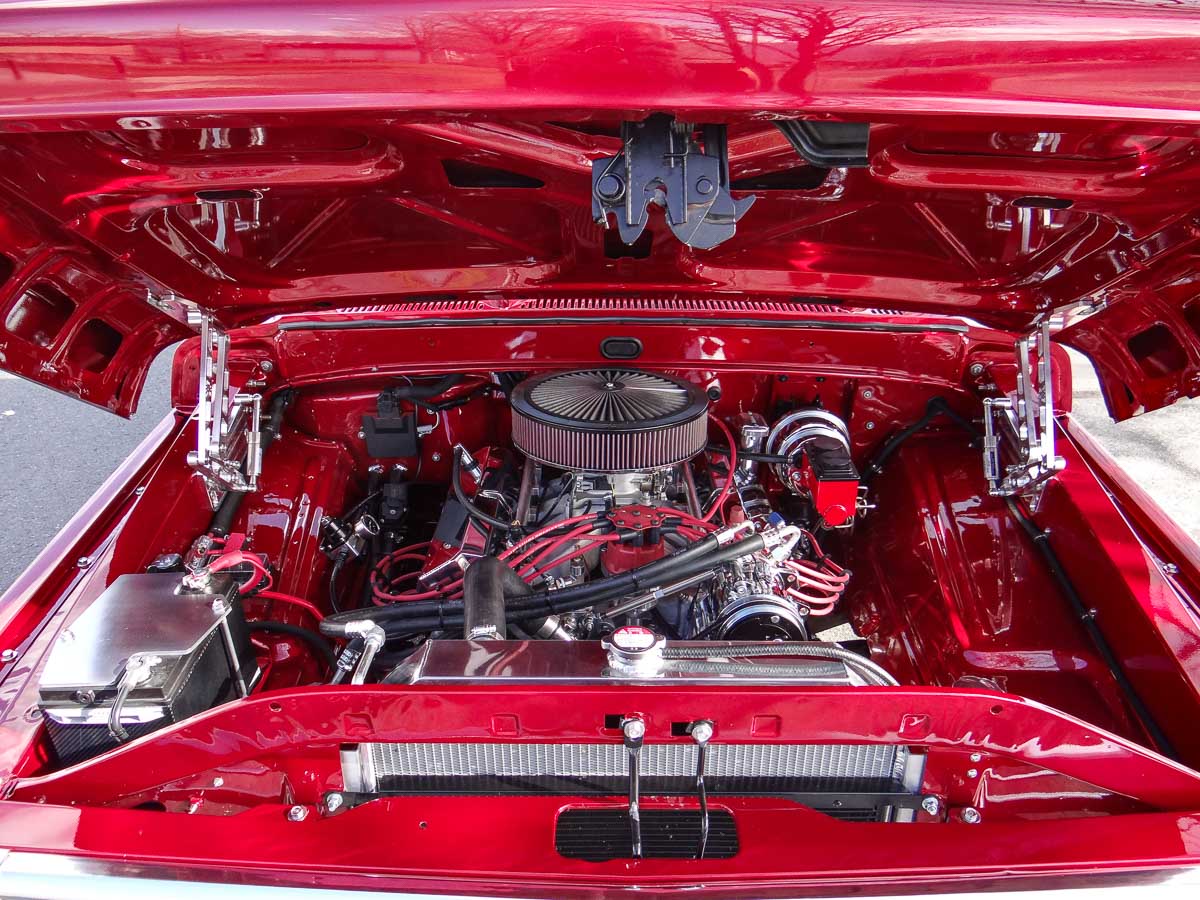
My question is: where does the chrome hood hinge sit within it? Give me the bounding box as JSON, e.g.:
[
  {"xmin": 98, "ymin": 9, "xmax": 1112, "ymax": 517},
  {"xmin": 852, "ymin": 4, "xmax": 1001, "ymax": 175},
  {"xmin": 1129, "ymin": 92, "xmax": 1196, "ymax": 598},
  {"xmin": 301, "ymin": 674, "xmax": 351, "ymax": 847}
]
[{"xmin": 982, "ymin": 320, "xmax": 1067, "ymax": 505}]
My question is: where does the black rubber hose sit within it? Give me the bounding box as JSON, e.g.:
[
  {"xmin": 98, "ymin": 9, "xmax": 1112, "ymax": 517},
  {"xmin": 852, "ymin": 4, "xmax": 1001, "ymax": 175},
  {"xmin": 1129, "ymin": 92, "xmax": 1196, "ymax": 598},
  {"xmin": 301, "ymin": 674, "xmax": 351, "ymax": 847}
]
[
  {"xmin": 328, "ymin": 552, "xmax": 347, "ymax": 614},
  {"xmin": 209, "ymin": 390, "xmax": 295, "ymax": 536},
  {"xmin": 333, "ymin": 529, "xmax": 746, "ymax": 624},
  {"xmin": 249, "ymin": 620, "xmax": 337, "ymax": 672},
  {"xmin": 451, "ymin": 452, "xmax": 513, "ymax": 532},
  {"xmin": 1005, "ymin": 497, "xmax": 1179, "ymax": 761},
  {"xmin": 388, "ymin": 374, "xmax": 464, "ymax": 401},
  {"xmin": 350, "ymin": 533, "xmax": 767, "ymax": 639},
  {"xmin": 862, "ymin": 396, "xmax": 980, "ymax": 481},
  {"xmin": 462, "ymin": 556, "xmax": 527, "ymax": 637}
]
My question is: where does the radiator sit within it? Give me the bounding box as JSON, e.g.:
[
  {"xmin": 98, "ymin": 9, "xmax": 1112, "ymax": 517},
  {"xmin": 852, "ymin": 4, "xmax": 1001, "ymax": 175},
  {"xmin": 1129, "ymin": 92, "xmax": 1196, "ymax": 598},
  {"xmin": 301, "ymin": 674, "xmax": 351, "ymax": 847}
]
[{"xmin": 344, "ymin": 741, "xmax": 914, "ymax": 796}]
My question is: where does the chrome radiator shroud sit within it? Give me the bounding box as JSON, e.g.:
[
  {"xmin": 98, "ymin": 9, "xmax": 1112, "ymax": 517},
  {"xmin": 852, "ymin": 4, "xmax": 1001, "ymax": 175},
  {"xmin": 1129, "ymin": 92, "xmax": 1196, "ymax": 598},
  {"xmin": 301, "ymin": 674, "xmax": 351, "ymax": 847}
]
[
  {"xmin": 384, "ymin": 639, "xmax": 868, "ymax": 686},
  {"xmin": 343, "ymin": 741, "xmax": 919, "ymax": 799}
]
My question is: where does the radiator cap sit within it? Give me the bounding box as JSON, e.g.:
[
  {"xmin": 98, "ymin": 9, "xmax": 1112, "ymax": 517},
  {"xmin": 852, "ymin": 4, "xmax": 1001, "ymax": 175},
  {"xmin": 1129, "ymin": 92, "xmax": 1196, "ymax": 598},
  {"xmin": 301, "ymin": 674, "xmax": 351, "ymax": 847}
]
[{"xmin": 603, "ymin": 625, "xmax": 664, "ymax": 674}]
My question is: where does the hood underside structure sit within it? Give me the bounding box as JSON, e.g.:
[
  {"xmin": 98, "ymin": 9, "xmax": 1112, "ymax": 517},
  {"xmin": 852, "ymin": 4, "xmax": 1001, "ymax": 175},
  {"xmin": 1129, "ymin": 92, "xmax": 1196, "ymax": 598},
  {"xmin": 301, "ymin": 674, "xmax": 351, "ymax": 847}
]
[{"xmin": 0, "ymin": 1, "xmax": 1199, "ymax": 420}]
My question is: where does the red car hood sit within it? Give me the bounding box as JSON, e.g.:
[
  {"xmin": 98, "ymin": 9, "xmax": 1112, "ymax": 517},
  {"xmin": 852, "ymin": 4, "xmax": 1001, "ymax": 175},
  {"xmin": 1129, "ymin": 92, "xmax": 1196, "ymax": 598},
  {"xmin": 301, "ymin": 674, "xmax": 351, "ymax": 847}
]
[{"xmin": 0, "ymin": 0, "xmax": 1198, "ymax": 421}]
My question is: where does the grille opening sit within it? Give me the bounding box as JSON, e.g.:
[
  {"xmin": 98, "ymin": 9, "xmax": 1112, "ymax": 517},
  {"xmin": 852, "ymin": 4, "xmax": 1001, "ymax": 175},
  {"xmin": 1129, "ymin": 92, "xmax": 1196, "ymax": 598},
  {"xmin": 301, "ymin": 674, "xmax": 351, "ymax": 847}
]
[{"xmin": 556, "ymin": 808, "xmax": 738, "ymax": 861}]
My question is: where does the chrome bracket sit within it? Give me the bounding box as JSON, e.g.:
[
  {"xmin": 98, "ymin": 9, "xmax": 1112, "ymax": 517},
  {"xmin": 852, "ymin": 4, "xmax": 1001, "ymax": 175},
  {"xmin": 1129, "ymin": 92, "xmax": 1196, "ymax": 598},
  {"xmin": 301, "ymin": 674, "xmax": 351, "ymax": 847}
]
[
  {"xmin": 621, "ymin": 716, "xmax": 646, "ymax": 859},
  {"xmin": 185, "ymin": 310, "xmax": 263, "ymax": 509},
  {"xmin": 982, "ymin": 321, "xmax": 1066, "ymax": 503}
]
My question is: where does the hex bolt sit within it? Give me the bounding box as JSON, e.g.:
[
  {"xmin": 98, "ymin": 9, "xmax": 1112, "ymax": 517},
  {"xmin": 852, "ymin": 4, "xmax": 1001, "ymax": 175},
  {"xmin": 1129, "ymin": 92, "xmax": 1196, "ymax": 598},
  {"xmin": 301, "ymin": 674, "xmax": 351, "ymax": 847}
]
[
  {"xmin": 695, "ymin": 177, "xmax": 714, "ymax": 195},
  {"xmin": 260, "ymin": 360, "xmax": 274, "ymax": 374},
  {"xmin": 969, "ymin": 363, "xmax": 986, "ymax": 377},
  {"xmin": 623, "ymin": 718, "xmax": 646, "ymax": 741},
  {"xmin": 326, "ymin": 792, "xmax": 344, "ymax": 813},
  {"xmin": 966, "ymin": 767, "xmax": 979, "ymax": 779},
  {"xmin": 286, "ymin": 805, "xmax": 309, "ymax": 822},
  {"xmin": 970, "ymin": 752, "xmax": 982, "ymax": 763},
  {"xmin": 961, "ymin": 807, "xmax": 982, "ymax": 824},
  {"xmin": 921, "ymin": 796, "xmax": 941, "ymax": 816}
]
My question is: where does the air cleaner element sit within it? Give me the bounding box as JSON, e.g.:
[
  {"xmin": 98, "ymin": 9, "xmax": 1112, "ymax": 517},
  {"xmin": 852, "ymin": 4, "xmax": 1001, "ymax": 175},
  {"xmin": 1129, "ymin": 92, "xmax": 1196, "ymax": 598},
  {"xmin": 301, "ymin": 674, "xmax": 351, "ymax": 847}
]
[{"xmin": 510, "ymin": 368, "xmax": 709, "ymax": 473}]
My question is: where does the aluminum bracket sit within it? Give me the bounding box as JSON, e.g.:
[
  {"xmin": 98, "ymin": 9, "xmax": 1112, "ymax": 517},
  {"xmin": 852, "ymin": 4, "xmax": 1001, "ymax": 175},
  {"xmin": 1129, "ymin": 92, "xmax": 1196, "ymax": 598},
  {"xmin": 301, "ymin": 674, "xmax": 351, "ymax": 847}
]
[
  {"xmin": 185, "ymin": 310, "xmax": 263, "ymax": 508},
  {"xmin": 982, "ymin": 321, "xmax": 1066, "ymax": 503}
]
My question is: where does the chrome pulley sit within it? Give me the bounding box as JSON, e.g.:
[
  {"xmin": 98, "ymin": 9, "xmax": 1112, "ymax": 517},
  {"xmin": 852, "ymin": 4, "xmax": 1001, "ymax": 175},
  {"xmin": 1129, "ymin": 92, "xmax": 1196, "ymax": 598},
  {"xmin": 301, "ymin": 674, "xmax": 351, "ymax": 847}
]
[{"xmin": 764, "ymin": 409, "xmax": 851, "ymax": 492}]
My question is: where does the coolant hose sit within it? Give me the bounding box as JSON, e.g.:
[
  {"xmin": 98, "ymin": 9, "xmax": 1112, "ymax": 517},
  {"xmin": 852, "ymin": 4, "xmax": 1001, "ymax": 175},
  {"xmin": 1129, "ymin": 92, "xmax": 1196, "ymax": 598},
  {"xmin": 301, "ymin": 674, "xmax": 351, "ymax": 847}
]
[
  {"xmin": 661, "ymin": 641, "xmax": 899, "ymax": 687},
  {"xmin": 462, "ymin": 556, "xmax": 527, "ymax": 638},
  {"xmin": 329, "ymin": 531, "xmax": 768, "ymax": 639}
]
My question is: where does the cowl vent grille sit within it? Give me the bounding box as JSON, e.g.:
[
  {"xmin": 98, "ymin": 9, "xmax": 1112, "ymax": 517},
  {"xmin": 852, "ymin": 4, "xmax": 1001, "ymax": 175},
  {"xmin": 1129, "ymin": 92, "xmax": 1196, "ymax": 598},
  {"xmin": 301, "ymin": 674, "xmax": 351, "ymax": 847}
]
[{"xmin": 511, "ymin": 368, "xmax": 708, "ymax": 473}]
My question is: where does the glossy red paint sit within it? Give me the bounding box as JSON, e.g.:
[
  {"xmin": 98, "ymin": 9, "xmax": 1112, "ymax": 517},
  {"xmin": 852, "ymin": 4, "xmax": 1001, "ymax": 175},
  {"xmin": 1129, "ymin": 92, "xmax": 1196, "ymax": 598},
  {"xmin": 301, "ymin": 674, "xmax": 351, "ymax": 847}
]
[
  {"xmin": 1, "ymin": 0, "xmax": 1200, "ymax": 891},
  {"xmin": 1, "ymin": 4, "xmax": 1200, "ymax": 419}
]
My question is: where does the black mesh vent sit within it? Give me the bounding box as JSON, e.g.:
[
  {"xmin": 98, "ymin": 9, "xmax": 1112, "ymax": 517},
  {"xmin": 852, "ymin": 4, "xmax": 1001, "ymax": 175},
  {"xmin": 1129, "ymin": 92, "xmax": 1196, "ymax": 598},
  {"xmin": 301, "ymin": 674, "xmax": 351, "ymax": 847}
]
[{"xmin": 556, "ymin": 808, "xmax": 738, "ymax": 861}]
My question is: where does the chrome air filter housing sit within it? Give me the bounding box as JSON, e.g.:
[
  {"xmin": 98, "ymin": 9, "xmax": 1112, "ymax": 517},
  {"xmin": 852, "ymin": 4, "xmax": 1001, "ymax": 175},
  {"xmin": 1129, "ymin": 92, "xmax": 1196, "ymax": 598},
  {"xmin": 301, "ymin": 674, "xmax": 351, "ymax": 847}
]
[{"xmin": 511, "ymin": 368, "xmax": 709, "ymax": 473}]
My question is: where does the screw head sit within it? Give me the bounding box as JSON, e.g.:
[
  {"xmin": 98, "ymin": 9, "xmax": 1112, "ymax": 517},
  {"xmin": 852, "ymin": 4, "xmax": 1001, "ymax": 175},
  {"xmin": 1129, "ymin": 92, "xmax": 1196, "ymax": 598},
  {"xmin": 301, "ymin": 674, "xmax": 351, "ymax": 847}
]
[
  {"xmin": 864, "ymin": 421, "xmax": 876, "ymax": 430},
  {"xmin": 259, "ymin": 360, "xmax": 274, "ymax": 374},
  {"xmin": 1, "ymin": 649, "xmax": 17, "ymax": 663},
  {"xmin": 287, "ymin": 805, "xmax": 308, "ymax": 822},
  {"xmin": 77, "ymin": 557, "xmax": 92, "ymax": 569},
  {"xmin": 356, "ymin": 430, "xmax": 366, "ymax": 440},
  {"xmin": 695, "ymin": 177, "xmax": 714, "ymax": 195},
  {"xmin": 961, "ymin": 807, "xmax": 982, "ymax": 824},
  {"xmin": 431, "ymin": 452, "xmax": 442, "ymax": 463},
  {"xmin": 861, "ymin": 389, "xmax": 874, "ymax": 400},
  {"xmin": 212, "ymin": 777, "xmax": 224, "ymax": 788},
  {"xmin": 72, "ymin": 689, "xmax": 95, "ymax": 704},
  {"xmin": 326, "ymin": 792, "xmax": 344, "ymax": 812},
  {"xmin": 690, "ymin": 721, "xmax": 714, "ymax": 744},
  {"xmin": 970, "ymin": 752, "xmax": 982, "ymax": 763},
  {"xmin": 921, "ymin": 796, "xmax": 941, "ymax": 816},
  {"xmin": 966, "ymin": 767, "xmax": 979, "ymax": 779},
  {"xmin": 1163, "ymin": 563, "xmax": 1180, "ymax": 575},
  {"xmin": 969, "ymin": 363, "xmax": 986, "ymax": 377}
]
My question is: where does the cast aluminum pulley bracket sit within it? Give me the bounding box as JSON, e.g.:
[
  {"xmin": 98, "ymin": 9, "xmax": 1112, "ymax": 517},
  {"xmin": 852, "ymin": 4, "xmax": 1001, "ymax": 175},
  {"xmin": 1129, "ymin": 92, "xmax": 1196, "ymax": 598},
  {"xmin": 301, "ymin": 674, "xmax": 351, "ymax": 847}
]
[
  {"xmin": 982, "ymin": 321, "xmax": 1066, "ymax": 503},
  {"xmin": 185, "ymin": 309, "xmax": 263, "ymax": 508},
  {"xmin": 591, "ymin": 114, "xmax": 755, "ymax": 250}
]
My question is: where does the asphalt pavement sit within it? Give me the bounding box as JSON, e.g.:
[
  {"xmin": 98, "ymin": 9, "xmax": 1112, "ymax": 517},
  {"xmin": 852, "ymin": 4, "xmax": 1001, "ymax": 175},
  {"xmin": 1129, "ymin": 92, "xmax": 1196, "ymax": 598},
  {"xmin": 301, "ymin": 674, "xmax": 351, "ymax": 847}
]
[{"xmin": 0, "ymin": 350, "xmax": 1197, "ymax": 594}]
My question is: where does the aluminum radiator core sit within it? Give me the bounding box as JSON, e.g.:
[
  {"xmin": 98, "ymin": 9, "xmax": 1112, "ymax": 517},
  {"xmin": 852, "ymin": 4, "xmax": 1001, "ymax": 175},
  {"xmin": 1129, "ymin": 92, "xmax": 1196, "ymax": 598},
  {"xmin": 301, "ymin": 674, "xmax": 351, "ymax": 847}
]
[
  {"xmin": 510, "ymin": 368, "xmax": 709, "ymax": 472},
  {"xmin": 344, "ymin": 741, "xmax": 914, "ymax": 796}
]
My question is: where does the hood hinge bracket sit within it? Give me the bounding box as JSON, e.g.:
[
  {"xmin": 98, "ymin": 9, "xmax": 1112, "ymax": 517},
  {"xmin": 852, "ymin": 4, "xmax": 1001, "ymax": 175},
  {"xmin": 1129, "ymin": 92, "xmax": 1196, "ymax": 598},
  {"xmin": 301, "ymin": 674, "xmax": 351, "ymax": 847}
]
[
  {"xmin": 185, "ymin": 309, "xmax": 262, "ymax": 509},
  {"xmin": 982, "ymin": 321, "xmax": 1066, "ymax": 507}
]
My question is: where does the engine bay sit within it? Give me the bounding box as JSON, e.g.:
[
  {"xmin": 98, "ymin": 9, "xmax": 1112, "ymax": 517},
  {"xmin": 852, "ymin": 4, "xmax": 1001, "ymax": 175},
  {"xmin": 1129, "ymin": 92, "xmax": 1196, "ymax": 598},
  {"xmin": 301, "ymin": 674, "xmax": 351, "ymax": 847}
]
[
  {"xmin": 37, "ymin": 363, "xmax": 905, "ymax": 761},
  {"xmin": 7, "ymin": 308, "xmax": 1196, "ymax": 849}
]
